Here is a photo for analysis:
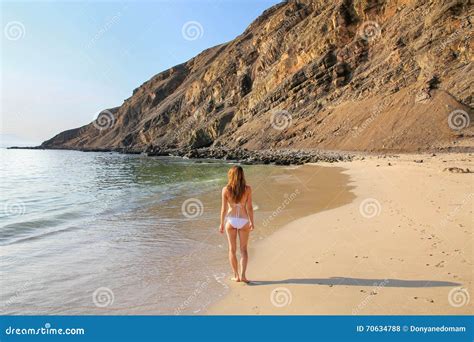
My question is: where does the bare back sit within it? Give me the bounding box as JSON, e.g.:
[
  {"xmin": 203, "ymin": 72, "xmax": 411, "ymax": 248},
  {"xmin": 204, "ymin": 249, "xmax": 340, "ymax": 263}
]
[{"xmin": 225, "ymin": 186, "xmax": 250, "ymax": 219}]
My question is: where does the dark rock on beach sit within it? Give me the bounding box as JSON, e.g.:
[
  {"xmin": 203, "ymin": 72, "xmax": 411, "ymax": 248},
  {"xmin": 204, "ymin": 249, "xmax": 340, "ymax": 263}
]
[{"xmin": 146, "ymin": 147, "xmax": 354, "ymax": 165}]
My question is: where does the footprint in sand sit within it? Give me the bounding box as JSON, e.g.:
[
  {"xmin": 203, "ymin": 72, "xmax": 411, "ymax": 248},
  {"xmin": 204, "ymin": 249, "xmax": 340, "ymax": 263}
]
[
  {"xmin": 414, "ymin": 296, "xmax": 435, "ymax": 303},
  {"xmin": 252, "ymin": 306, "xmax": 260, "ymax": 314},
  {"xmin": 435, "ymin": 261, "xmax": 445, "ymax": 268}
]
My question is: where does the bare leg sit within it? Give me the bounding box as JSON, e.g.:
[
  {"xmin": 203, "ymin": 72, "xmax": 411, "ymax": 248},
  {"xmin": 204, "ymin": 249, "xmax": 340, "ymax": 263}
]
[
  {"xmin": 238, "ymin": 225, "xmax": 251, "ymax": 283},
  {"xmin": 225, "ymin": 223, "xmax": 240, "ymax": 281}
]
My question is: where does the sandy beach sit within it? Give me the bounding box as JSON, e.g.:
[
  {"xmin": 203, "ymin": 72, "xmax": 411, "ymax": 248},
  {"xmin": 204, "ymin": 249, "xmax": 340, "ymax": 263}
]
[{"xmin": 208, "ymin": 153, "xmax": 473, "ymax": 315}]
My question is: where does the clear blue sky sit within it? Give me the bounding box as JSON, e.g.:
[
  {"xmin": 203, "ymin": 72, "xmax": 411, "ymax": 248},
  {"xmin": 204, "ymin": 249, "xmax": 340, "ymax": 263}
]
[{"xmin": 1, "ymin": 0, "xmax": 280, "ymax": 145}]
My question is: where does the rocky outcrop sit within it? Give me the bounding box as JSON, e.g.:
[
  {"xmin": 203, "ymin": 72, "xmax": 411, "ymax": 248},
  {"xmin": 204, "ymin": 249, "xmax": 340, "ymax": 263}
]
[
  {"xmin": 146, "ymin": 146, "xmax": 354, "ymax": 165},
  {"xmin": 41, "ymin": 0, "xmax": 473, "ymax": 153}
]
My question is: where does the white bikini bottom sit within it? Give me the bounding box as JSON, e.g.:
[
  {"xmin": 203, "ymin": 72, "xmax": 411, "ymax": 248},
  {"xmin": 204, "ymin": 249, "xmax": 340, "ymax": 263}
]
[{"xmin": 226, "ymin": 216, "xmax": 249, "ymax": 229}]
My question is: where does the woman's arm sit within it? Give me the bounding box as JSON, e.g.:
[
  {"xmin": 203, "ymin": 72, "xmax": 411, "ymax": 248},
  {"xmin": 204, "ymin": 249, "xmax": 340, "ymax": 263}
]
[
  {"xmin": 246, "ymin": 186, "xmax": 254, "ymax": 230},
  {"xmin": 219, "ymin": 187, "xmax": 228, "ymax": 233}
]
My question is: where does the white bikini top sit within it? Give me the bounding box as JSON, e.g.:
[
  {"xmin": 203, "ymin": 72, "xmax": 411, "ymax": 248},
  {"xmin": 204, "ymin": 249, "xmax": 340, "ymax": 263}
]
[
  {"xmin": 228, "ymin": 197, "xmax": 247, "ymax": 218},
  {"xmin": 228, "ymin": 203, "xmax": 240, "ymax": 218}
]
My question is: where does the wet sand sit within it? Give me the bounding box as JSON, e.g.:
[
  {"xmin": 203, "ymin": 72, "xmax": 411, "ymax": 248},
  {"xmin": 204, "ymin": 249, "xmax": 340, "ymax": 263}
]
[
  {"xmin": 237, "ymin": 164, "xmax": 356, "ymax": 240},
  {"xmin": 208, "ymin": 154, "xmax": 473, "ymax": 315},
  {"xmin": 0, "ymin": 154, "xmax": 356, "ymax": 315},
  {"xmin": 115, "ymin": 162, "xmax": 354, "ymax": 315}
]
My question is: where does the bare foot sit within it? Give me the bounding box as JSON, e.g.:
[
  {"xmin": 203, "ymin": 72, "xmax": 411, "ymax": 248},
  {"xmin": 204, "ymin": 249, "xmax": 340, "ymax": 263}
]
[
  {"xmin": 231, "ymin": 276, "xmax": 241, "ymax": 282},
  {"xmin": 241, "ymin": 277, "xmax": 250, "ymax": 283}
]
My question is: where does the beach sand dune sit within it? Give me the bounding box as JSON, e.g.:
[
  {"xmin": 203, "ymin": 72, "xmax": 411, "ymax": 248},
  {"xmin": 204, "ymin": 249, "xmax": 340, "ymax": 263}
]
[{"xmin": 208, "ymin": 154, "xmax": 473, "ymax": 315}]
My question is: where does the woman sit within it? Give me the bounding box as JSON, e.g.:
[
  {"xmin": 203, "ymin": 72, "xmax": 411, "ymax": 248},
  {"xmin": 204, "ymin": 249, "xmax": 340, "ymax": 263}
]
[{"xmin": 219, "ymin": 166, "xmax": 254, "ymax": 283}]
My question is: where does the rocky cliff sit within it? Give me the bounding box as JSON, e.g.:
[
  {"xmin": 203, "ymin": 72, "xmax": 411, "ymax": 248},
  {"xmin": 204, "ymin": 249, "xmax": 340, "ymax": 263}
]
[{"xmin": 41, "ymin": 0, "xmax": 473, "ymax": 153}]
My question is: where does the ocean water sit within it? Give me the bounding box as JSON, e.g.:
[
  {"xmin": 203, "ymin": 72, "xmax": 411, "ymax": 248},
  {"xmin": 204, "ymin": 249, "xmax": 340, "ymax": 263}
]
[
  {"xmin": 0, "ymin": 149, "xmax": 353, "ymax": 315},
  {"xmin": 0, "ymin": 149, "xmax": 241, "ymax": 314}
]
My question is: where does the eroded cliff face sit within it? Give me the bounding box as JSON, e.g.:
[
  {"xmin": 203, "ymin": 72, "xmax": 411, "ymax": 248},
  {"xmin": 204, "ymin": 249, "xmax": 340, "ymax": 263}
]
[{"xmin": 42, "ymin": 0, "xmax": 473, "ymax": 153}]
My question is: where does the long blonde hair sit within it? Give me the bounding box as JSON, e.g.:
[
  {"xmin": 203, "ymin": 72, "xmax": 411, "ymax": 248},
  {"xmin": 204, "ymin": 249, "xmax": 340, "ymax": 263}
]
[{"xmin": 226, "ymin": 166, "xmax": 246, "ymax": 203}]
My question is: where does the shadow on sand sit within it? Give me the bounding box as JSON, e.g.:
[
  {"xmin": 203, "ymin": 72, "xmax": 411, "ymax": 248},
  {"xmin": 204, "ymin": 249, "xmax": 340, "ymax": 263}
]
[{"xmin": 247, "ymin": 277, "xmax": 461, "ymax": 288}]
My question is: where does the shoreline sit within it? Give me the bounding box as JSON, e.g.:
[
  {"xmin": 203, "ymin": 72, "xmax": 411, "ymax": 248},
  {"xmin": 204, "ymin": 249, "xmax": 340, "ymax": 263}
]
[
  {"xmin": 0, "ymin": 150, "xmax": 353, "ymax": 315},
  {"xmin": 207, "ymin": 153, "xmax": 473, "ymax": 315},
  {"xmin": 7, "ymin": 145, "xmax": 474, "ymax": 166},
  {"xmin": 6, "ymin": 146, "xmax": 355, "ymax": 165}
]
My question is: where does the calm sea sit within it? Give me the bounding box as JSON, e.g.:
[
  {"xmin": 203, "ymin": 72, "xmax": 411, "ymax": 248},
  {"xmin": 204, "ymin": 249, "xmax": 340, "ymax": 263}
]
[{"xmin": 0, "ymin": 149, "xmax": 300, "ymax": 314}]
